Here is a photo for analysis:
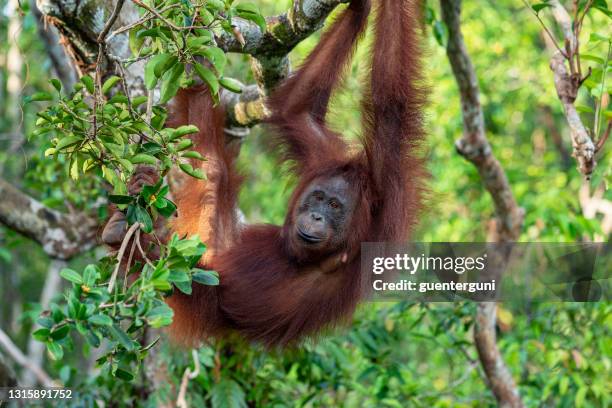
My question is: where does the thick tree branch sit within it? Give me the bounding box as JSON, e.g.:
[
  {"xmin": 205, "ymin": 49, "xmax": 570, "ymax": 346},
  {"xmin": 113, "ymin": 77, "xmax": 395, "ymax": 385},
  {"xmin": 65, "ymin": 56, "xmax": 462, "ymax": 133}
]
[
  {"xmin": 441, "ymin": 0, "xmax": 524, "ymax": 241},
  {"xmin": 35, "ymin": 0, "xmax": 347, "ymax": 127},
  {"xmin": 30, "ymin": 0, "xmax": 76, "ymax": 90},
  {"xmin": 0, "ymin": 178, "xmax": 97, "ymax": 260},
  {"xmin": 441, "ymin": 1, "xmax": 524, "ymax": 407},
  {"xmin": 216, "ymin": 0, "xmax": 347, "ymax": 56},
  {"xmin": 546, "ymin": 0, "xmax": 596, "ymax": 177}
]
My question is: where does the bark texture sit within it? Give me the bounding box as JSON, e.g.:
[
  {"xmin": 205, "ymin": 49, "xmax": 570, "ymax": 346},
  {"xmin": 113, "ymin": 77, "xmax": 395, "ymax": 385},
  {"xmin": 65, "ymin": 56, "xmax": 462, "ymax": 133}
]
[
  {"xmin": 441, "ymin": 1, "xmax": 524, "ymax": 407},
  {"xmin": 0, "ymin": 179, "xmax": 97, "ymax": 260},
  {"xmin": 547, "ymin": 0, "xmax": 596, "ymax": 177}
]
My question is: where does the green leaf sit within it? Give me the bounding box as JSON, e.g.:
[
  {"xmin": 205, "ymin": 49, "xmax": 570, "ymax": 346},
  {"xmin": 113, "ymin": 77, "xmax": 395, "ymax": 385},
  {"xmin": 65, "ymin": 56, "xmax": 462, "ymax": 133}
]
[
  {"xmin": 532, "ymin": 3, "xmax": 553, "ymax": 13},
  {"xmin": 131, "ymin": 153, "xmax": 158, "ymax": 165},
  {"xmin": 81, "ymin": 75, "xmax": 95, "ymax": 94},
  {"xmin": 134, "ymin": 206, "xmax": 153, "ymax": 233},
  {"xmin": 147, "ymin": 305, "xmax": 174, "ymax": 328},
  {"xmin": 589, "ymin": 32, "xmax": 608, "ymax": 43},
  {"xmin": 60, "ymin": 268, "xmax": 83, "ymax": 284},
  {"xmin": 141, "ymin": 180, "xmax": 162, "ymax": 202},
  {"xmin": 194, "ymin": 63, "xmax": 219, "ymax": 95},
  {"xmin": 56, "ymin": 136, "xmax": 82, "ymax": 151},
  {"xmin": 102, "ymin": 76, "xmax": 121, "ymax": 95},
  {"xmin": 206, "ymin": 0, "xmax": 225, "ymax": 12},
  {"xmin": 129, "ymin": 28, "xmax": 145, "ymax": 55},
  {"xmin": 114, "ymin": 368, "xmax": 135, "ymax": 381},
  {"xmin": 37, "ymin": 317, "xmax": 54, "ymax": 329},
  {"xmin": 89, "ymin": 314, "xmax": 113, "ymax": 326},
  {"xmin": 187, "ymin": 33, "xmax": 213, "ymax": 50},
  {"xmin": 46, "ymin": 342, "xmax": 64, "ymax": 361},
  {"xmin": 181, "ymin": 150, "xmax": 205, "ymax": 160},
  {"xmin": 219, "ymin": 77, "xmax": 243, "ymax": 93},
  {"xmin": 581, "ymin": 54, "xmax": 605, "ymax": 64},
  {"xmin": 159, "ymin": 63, "xmax": 185, "ymax": 104},
  {"xmin": 109, "ymin": 194, "xmax": 135, "ymax": 204},
  {"xmin": 32, "ymin": 328, "xmax": 51, "ymax": 341},
  {"xmin": 200, "ymin": 8, "xmax": 215, "ymax": 25},
  {"xmin": 170, "ymin": 125, "xmax": 199, "ymax": 140},
  {"xmin": 26, "ymin": 92, "xmax": 53, "ymax": 103},
  {"xmin": 145, "ymin": 54, "xmax": 168, "ymax": 90},
  {"xmin": 201, "ymin": 47, "xmax": 227, "ymax": 74},
  {"xmin": 174, "ymin": 139, "xmax": 193, "ymax": 151},
  {"xmin": 211, "ymin": 379, "xmax": 247, "ymax": 408},
  {"xmin": 110, "ymin": 324, "xmax": 135, "ymax": 351},
  {"xmin": 136, "ymin": 27, "xmax": 161, "ymax": 39},
  {"xmin": 109, "ymin": 94, "xmax": 129, "ymax": 104},
  {"xmin": 235, "ymin": 3, "xmax": 259, "ymax": 14},
  {"xmin": 50, "ymin": 325, "xmax": 70, "ymax": 340},
  {"xmin": 82, "ymin": 264, "xmax": 99, "ymax": 286},
  {"xmin": 169, "ymin": 270, "xmax": 190, "ymax": 282},
  {"xmin": 174, "ymin": 280, "xmax": 193, "ymax": 295},
  {"xmin": 179, "ymin": 163, "xmax": 205, "ymax": 179},
  {"xmin": 193, "ymin": 269, "xmax": 219, "ymax": 286},
  {"xmin": 154, "ymin": 54, "xmax": 178, "ymax": 78},
  {"xmin": 44, "ymin": 148, "xmax": 56, "ymax": 157},
  {"xmin": 49, "ymin": 79, "xmax": 62, "ymax": 92},
  {"xmin": 433, "ymin": 20, "xmax": 448, "ymax": 46},
  {"xmin": 132, "ymin": 95, "xmax": 148, "ymax": 107},
  {"xmin": 156, "ymin": 199, "xmax": 177, "ymax": 218},
  {"xmin": 575, "ymin": 105, "xmax": 594, "ymax": 113}
]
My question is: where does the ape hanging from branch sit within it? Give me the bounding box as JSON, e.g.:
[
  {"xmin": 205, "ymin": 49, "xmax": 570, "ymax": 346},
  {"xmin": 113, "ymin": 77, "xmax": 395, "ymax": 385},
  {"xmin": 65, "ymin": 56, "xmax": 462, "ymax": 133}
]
[{"xmin": 105, "ymin": 0, "xmax": 427, "ymax": 347}]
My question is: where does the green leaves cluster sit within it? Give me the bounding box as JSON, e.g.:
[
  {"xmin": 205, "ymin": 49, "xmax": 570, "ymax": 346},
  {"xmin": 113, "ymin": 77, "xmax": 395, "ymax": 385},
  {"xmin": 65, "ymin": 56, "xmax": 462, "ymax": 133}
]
[
  {"xmin": 33, "ymin": 233, "xmax": 216, "ymax": 382},
  {"xmin": 110, "ymin": 178, "xmax": 178, "ymax": 233},
  {"xmin": 132, "ymin": 0, "xmax": 266, "ymax": 103},
  {"xmin": 30, "ymin": 76, "xmax": 205, "ymax": 195}
]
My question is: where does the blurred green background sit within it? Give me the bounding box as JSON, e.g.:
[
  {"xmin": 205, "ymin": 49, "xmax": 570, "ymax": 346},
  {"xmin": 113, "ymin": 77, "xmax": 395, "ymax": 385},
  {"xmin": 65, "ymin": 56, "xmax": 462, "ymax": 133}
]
[{"xmin": 0, "ymin": 0, "xmax": 610, "ymax": 406}]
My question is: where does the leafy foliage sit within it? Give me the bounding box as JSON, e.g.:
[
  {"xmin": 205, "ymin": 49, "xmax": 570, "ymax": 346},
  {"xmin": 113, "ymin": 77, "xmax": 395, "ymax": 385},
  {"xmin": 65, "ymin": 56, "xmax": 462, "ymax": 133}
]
[{"xmin": 33, "ymin": 233, "xmax": 214, "ymax": 382}]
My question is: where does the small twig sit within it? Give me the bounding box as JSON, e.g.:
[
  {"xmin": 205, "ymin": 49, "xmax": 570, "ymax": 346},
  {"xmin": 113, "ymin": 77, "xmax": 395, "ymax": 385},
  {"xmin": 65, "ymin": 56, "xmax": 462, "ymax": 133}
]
[
  {"xmin": 0, "ymin": 329, "xmax": 58, "ymax": 387},
  {"xmin": 97, "ymin": 0, "xmax": 126, "ymax": 43},
  {"xmin": 106, "ymin": 3, "xmax": 183, "ymax": 42},
  {"xmin": 146, "ymin": 89, "xmax": 153, "ymax": 123},
  {"xmin": 108, "ymin": 222, "xmax": 141, "ymax": 293},
  {"xmin": 131, "ymin": 0, "xmax": 211, "ymax": 32},
  {"xmin": 521, "ymin": 0, "xmax": 568, "ymax": 58},
  {"xmin": 123, "ymin": 234, "xmax": 137, "ymax": 292},
  {"xmin": 176, "ymin": 349, "xmax": 201, "ymax": 408},
  {"xmin": 135, "ymin": 228, "xmax": 154, "ymax": 266}
]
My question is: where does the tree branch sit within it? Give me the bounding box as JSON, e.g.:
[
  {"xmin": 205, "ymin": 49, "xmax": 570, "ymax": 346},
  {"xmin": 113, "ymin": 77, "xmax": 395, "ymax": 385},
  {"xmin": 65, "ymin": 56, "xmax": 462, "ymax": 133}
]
[
  {"xmin": 35, "ymin": 0, "xmax": 348, "ymax": 127},
  {"xmin": 0, "ymin": 328, "xmax": 57, "ymax": 387},
  {"xmin": 0, "ymin": 178, "xmax": 97, "ymax": 260},
  {"xmin": 30, "ymin": 0, "xmax": 76, "ymax": 90},
  {"xmin": 0, "ymin": 353, "xmax": 17, "ymax": 387},
  {"xmin": 441, "ymin": 0, "xmax": 524, "ymax": 241},
  {"xmin": 546, "ymin": 0, "xmax": 596, "ymax": 177},
  {"xmin": 216, "ymin": 0, "xmax": 348, "ymax": 56},
  {"xmin": 440, "ymin": 1, "xmax": 524, "ymax": 407}
]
